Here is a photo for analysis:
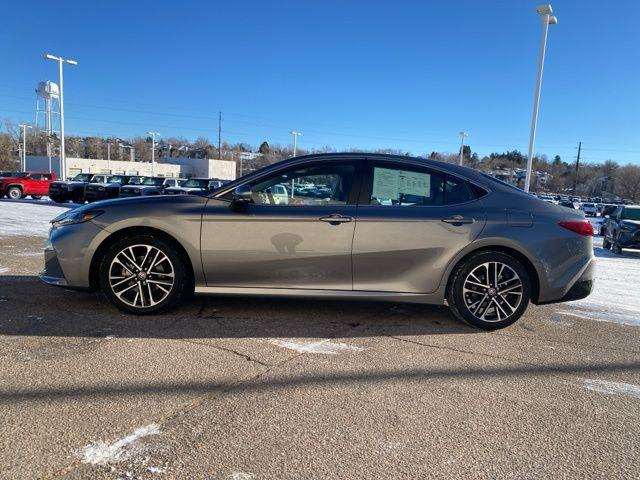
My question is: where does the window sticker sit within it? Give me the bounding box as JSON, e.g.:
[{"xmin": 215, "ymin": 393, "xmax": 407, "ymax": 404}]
[{"xmin": 372, "ymin": 167, "xmax": 430, "ymax": 200}]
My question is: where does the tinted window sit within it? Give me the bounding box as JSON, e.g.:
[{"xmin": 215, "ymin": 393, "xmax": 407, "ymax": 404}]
[
  {"xmin": 250, "ymin": 163, "xmax": 355, "ymax": 206},
  {"xmin": 622, "ymin": 208, "xmax": 640, "ymax": 221},
  {"xmin": 443, "ymin": 177, "xmax": 474, "ymax": 205}
]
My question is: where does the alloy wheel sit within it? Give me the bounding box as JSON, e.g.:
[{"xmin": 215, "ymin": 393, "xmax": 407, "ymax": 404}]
[
  {"xmin": 462, "ymin": 261, "xmax": 523, "ymax": 323},
  {"xmin": 108, "ymin": 244, "xmax": 175, "ymax": 309}
]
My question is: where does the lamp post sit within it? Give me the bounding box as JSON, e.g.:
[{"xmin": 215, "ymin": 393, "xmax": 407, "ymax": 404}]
[
  {"xmin": 18, "ymin": 124, "xmax": 32, "ymax": 171},
  {"xmin": 290, "ymin": 130, "xmax": 301, "ymax": 157},
  {"xmin": 147, "ymin": 131, "xmax": 160, "ymax": 176},
  {"xmin": 119, "ymin": 143, "xmax": 135, "ymax": 162},
  {"xmin": 524, "ymin": 5, "xmax": 558, "ymax": 192},
  {"xmin": 43, "ymin": 53, "xmax": 77, "ymax": 180},
  {"xmin": 458, "ymin": 131, "xmax": 468, "ymax": 166}
]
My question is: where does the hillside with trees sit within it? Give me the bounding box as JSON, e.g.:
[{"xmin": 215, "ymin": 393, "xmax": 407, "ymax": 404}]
[{"xmin": 1, "ymin": 118, "xmax": 638, "ymax": 201}]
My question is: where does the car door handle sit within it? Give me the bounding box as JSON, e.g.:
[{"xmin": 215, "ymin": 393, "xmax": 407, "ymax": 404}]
[
  {"xmin": 442, "ymin": 215, "xmax": 475, "ymax": 225},
  {"xmin": 319, "ymin": 214, "xmax": 353, "ymax": 225}
]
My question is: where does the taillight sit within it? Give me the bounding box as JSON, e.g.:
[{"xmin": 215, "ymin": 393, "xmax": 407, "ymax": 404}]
[{"xmin": 559, "ymin": 220, "xmax": 594, "ymax": 237}]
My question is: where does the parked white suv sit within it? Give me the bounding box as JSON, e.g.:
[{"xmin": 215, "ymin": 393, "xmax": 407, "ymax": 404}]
[{"xmin": 580, "ymin": 203, "xmax": 598, "ymax": 216}]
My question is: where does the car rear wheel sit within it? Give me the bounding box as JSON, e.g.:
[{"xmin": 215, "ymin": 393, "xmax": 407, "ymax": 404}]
[
  {"xmin": 447, "ymin": 251, "xmax": 531, "ymax": 330},
  {"xmin": 99, "ymin": 235, "xmax": 188, "ymax": 314},
  {"xmin": 7, "ymin": 187, "xmax": 22, "ymax": 199}
]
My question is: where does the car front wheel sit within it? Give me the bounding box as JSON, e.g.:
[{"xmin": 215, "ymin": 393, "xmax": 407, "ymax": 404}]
[
  {"xmin": 99, "ymin": 235, "xmax": 188, "ymax": 314},
  {"xmin": 7, "ymin": 187, "xmax": 22, "ymax": 199},
  {"xmin": 447, "ymin": 251, "xmax": 531, "ymax": 330}
]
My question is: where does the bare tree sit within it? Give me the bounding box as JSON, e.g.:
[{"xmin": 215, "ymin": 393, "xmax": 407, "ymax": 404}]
[{"xmin": 614, "ymin": 164, "xmax": 640, "ymax": 201}]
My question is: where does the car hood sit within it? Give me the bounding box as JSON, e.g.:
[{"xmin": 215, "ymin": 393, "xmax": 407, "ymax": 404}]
[
  {"xmin": 87, "ymin": 182, "xmax": 120, "ymax": 187},
  {"xmin": 622, "ymin": 220, "xmax": 640, "ymax": 229},
  {"xmin": 124, "ymin": 185, "xmax": 162, "ymax": 191},
  {"xmin": 52, "ymin": 180, "xmax": 87, "ymax": 186}
]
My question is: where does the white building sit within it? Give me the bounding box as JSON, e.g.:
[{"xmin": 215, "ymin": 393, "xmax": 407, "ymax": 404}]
[{"xmin": 25, "ymin": 155, "xmax": 236, "ymax": 180}]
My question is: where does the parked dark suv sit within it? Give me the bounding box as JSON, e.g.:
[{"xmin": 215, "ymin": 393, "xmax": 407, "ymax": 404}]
[
  {"xmin": 603, "ymin": 205, "xmax": 640, "ymax": 253},
  {"xmin": 84, "ymin": 175, "xmax": 136, "ymax": 202},
  {"xmin": 49, "ymin": 173, "xmax": 109, "ymax": 203}
]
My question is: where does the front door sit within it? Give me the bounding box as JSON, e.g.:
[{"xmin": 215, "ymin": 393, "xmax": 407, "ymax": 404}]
[
  {"xmin": 201, "ymin": 161, "xmax": 360, "ymax": 290},
  {"xmin": 352, "ymin": 161, "xmax": 486, "ymax": 293}
]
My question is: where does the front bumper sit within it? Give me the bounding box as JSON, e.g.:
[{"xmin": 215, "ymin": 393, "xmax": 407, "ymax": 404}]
[
  {"xmin": 38, "ymin": 221, "xmax": 109, "ymax": 290},
  {"xmin": 616, "ymin": 231, "xmax": 640, "ymax": 248},
  {"xmin": 85, "ymin": 188, "xmax": 117, "ymax": 202}
]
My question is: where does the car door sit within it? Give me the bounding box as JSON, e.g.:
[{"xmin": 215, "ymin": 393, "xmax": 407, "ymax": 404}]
[
  {"xmin": 28, "ymin": 174, "xmax": 46, "ymax": 194},
  {"xmin": 352, "ymin": 161, "xmax": 486, "ymax": 293},
  {"xmin": 606, "ymin": 207, "xmax": 621, "ymax": 240},
  {"xmin": 201, "ymin": 160, "xmax": 362, "ymax": 290}
]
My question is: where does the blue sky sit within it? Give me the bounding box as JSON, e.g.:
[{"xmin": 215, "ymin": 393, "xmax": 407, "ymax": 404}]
[{"xmin": 1, "ymin": 0, "xmax": 639, "ymax": 164}]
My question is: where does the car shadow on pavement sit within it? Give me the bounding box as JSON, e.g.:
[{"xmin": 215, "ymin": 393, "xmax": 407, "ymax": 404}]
[
  {"xmin": 0, "ymin": 275, "xmax": 476, "ymax": 339},
  {"xmin": 0, "ymin": 198, "xmax": 74, "ymax": 208}
]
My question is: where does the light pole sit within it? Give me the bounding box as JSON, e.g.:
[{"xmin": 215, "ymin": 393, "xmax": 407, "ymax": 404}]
[
  {"xmin": 147, "ymin": 131, "xmax": 160, "ymax": 176},
  {"xmin": 18, "ymin": 124, "xmax": 33, "ymax": 171},
  {"xmin": 119, "ymin": 143, "xmax": 135, "ymax": 162},
  {"xmin": 290, "ymin": 130, "xmax": 302, "ymax": 157},
  {"xmin": 458, "ymin": 131, "xmax": 468, "ymax": 166},
  {"xmin": 44, "ymin": 53, "xmax": 77, "ymax": 180},
  {"xmin": 524, "ymin": 5, "xmax": 558, "ymax": 192}
]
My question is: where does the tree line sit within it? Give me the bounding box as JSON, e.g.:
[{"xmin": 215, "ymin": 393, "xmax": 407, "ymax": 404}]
[{"xmin": 0, "ymin": 118, "xmax": 638, "ymax": 201}]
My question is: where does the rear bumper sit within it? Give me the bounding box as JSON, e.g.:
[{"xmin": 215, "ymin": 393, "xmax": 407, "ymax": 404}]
[{"xmin": 537, "ymin": 256, "xmax": 596, "ymax": 305}]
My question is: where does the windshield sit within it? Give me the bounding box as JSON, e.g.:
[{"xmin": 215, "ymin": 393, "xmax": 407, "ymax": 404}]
[
  {"xmin": 127, "ymin": 177, "xmax": 145, "ymax": 185},
  {"xmin": 622, "ymin": 208, "xmax": 640, "ymax": 221},
  {"xmin": 107, "ymin": 176, "xmax": 126, "ymax": 184},
  {"xmin": 73, "ymin": 174, "xmax": 93, "ymax": 182},
  {"xmin": 182, "ymin": 179, "xmax": 209, "ymax": 188},
  {"xmin": 141, "ymin": 177, "xmax": 165, "ymax": 186}
]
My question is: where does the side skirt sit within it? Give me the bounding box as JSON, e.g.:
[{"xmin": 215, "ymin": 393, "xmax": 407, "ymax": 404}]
[{"xmin": 194, "ymin": 286, "xmax": 443, "ymax": 305}]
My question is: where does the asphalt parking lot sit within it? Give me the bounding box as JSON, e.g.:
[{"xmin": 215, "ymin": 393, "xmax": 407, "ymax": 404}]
[{"xmin": 1, "ymin": 234, "xmax": 640, "ymax": 479}]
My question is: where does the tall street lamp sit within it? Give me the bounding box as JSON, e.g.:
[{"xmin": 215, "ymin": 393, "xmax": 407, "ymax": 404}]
[
  {"xmin": 147, "ymin": 131, "xmax": 160, "ymax": 176},
  {"xmin": 290, "ymin": 130, "xmax": 302, "ymax": 157},
  {"xmin": 18, "ymin": 124, "xmax": 33, "ymax": 171},
  {"xmin": 524, "ymin": 5, "xmax": 558, "ymax": 192},
  {"xmin": 43, "ymin": 53, "xmax": 77, "ymax": 180},
  {"xmin": 458, "ymin": 131, "xmax": 468, "ymax": 166}
]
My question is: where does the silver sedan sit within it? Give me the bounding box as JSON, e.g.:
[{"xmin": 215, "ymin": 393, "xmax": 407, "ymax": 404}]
[{"xmin": 40, "ymin": 153, "xmax": 595, "ymax": 329}]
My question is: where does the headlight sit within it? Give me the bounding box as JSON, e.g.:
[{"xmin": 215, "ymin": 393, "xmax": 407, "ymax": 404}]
[
  {"xmin": 98, "ymin": 186, "xmax": 106, "ymax": 191},
  {"xmin": 60, "ymin": 184, "xmax": 68, "ymax": 190},
  {"xmin": 51, "ymin": 210, "xmax": 104, "ymax": 228}
]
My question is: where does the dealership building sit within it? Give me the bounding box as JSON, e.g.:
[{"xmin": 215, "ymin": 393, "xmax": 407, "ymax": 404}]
[{"xmin": 25, "ymin": 155, "xmax": 237, "ymax": 181}]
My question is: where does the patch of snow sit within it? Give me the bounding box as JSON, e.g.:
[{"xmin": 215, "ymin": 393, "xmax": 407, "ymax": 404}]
[
  {"xmin": 559, "ymin": 237, "xmax": 640, "ymax": 327},
  {"xmin": 583, "ymin": 379, "xmax": 640, "ymax": 399},
  {"xmin": 0, "ymin": 200, "xmax": 72, "ymax": 237},
  {"xmin": 79, "ymin": 423, "xmax": 160, "ymax": 466},
  {"xmin": 268, "ymin": 338, "xmax": 364, "ymax": 354},
  {"xmin": 0, "ymin": 267, "xmax": 9, "ymax": 274},
  {"xmin": 231, "ymin": 473, "xmax": 256, "ymax": 480},
  {"xmin": 148, "ymin": 466, "xmax": 166, "ymax": 474},
  {"xmin": 15, "ymin": 251, "xmax": 42, "ymax": 257}
]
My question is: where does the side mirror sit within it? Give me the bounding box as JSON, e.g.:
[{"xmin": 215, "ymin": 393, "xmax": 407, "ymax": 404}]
[{"xmin": 231, "ymin": 184, "xmax": 252, "ymax": 208}]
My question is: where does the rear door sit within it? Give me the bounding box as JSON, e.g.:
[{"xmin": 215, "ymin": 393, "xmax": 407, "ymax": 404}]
[
  {"xmin": 201, "ymin": 160, "xmax": 362, "ymax": 290},
  {"xmin": 352, "ymin": 161, "xmax": 486, "ymax": 293}
]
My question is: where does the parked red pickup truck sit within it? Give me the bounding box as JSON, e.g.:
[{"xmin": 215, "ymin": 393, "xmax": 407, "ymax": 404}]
[{"xmin": 0, "ymin": 172, "xmax": 58, "ymax": 200}]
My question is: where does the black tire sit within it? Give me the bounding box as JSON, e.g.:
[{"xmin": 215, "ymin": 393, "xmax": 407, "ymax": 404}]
[
  {"xmin": 612, "ymin": 242, "xmax": 622, "ymax": 255},
  {"xmin": 7, "ymin": 186, "xmax": 22, "ymax": 200},
  {"xmin": 99, "ymin": 234, "xmax": 189, "ymax": 314},
  {"xmin": 447, "ymin": 251, "xmax": 531, "ymax": 330},
  {"xmin": 603, "ymin": 237, "xmax": 611, "ymax": 249},
  {"xmin": 31, "ymin": 195, "xmax": 42, "ymax": 200}
]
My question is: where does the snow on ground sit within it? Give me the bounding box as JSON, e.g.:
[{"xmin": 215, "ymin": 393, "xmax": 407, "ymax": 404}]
[
  {"xmin": 0, "ymin": 199, "xmax": 72, "ymax": 238},
  {"xmin": 268, "ymin": 338, "xmax": 364, "ymax": 354},
  {"xmin": 583, "ymin": 379, "xmax": 640, "ymax": 399},
  {"xmin": 79, "ymin": 423, "xmax": 160, "ymax": 466},
  {"xmin": 556, "ymin": 217, "xmax": 640, "ymax": 327}
]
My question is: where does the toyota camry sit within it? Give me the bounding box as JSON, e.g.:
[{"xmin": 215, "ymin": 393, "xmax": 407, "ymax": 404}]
[{"xmin": 40, "ymin": 153, "xmax": 595, "ymax": 330}]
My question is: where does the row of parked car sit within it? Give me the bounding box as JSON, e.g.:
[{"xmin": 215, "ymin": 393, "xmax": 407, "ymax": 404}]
[
  {"xmin": 0, "ymin": 171, "xmax": 228, "ymax": 203},
  {"xmin": 535, "ymin": 193, "xmax": 628, "ymax": 218}
]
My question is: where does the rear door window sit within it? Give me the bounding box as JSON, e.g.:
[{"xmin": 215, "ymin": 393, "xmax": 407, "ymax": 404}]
[{"xmin": 367, "ymin": 164, "xmax": 474, "ymax": 206}]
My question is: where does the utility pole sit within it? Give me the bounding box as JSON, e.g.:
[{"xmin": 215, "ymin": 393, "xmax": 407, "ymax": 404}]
[
  {"xmin": 18, "ymin": 124, "xmax": 32, "ymax": 171},
  {"xmin": 147, "ymin": 131, "xmax": 160, "ymax": 176},
  {"xmin": 218, "ymin": 112, "xmax": 222, "ymax": 160},
  {"xmin": 572, "ymin": 141, "xmax": 581, "ymax": 195}
]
